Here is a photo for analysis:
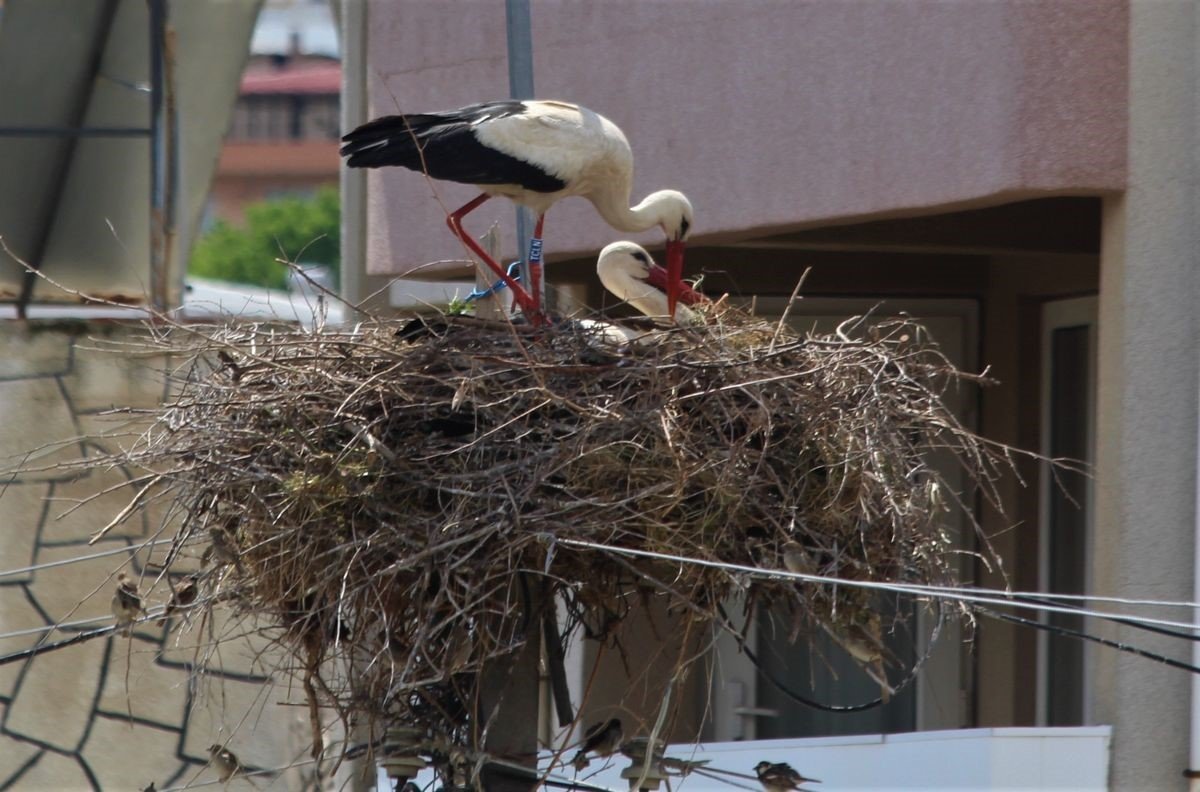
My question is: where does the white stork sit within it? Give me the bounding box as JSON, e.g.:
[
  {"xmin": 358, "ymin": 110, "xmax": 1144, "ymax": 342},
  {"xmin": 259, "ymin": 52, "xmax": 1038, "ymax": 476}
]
[
  {"xmin": 596, "ymin": 241, "xmax": 705, "ymax": 324},
  {"xmin": 340, "ymin": 100, "xmax": 694, "ymax": 319}
]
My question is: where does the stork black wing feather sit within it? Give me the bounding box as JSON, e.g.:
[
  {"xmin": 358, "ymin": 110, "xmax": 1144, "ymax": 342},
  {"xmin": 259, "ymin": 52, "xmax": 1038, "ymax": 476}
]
[{"xmin": 339, "ymin": 101, "xmax": 567, "ymax": 193}]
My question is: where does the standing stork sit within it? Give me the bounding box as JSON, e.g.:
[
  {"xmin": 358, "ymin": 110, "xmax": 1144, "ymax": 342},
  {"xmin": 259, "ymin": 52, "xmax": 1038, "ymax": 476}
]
[
  {"xmin": 596, "ymin": 241, "xmax": 705, "ymax": 324},
  {"xmin": 340, "ymin": 100, "xmax": 694, "ymax": 319}
]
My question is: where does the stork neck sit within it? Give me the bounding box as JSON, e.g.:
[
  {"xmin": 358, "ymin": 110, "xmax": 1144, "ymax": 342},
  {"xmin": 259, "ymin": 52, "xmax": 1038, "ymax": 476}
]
[{"xmin": 592, "ymin": 190, "xmax": 664, "ymax": 234}]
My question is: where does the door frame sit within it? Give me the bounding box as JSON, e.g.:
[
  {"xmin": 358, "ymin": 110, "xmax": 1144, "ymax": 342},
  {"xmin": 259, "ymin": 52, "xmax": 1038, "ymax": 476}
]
[
  {"xmin": 1034, "ymin": 296, "xmax": 1098, "ymax": 727},
  {"xmin": 709, "ymin": 296, "xmax": 980, "ymax": 740}
]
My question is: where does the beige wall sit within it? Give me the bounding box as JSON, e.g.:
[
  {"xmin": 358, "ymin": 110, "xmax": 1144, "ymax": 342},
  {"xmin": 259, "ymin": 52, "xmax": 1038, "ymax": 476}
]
[
  {"xmin": 1092, "ymin": 2, "xmax": 1200, "ymax": 787},
  {"xmin": 0, "ymin": 323, "xmax": 309, "ymax": 790},
  {"xmin": 358, "ymin": 0, "xmax": 1126, "ymax": 275}
]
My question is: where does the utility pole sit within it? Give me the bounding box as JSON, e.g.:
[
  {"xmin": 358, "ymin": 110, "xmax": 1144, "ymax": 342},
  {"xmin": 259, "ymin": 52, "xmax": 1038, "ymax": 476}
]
[
  {"xmin": 488, "ymin": 9, "xmax": 537, "ymax": 759},
  {"xmin": 506, "ymin": 0, "xmax": 547, "ymax": 314}
]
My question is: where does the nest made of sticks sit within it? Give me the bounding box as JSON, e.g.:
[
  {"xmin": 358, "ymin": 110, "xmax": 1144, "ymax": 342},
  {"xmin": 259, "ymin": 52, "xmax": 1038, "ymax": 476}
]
[{"xmin": 87, "ymin": 301, "xmax": 1008, "ymax": 762}]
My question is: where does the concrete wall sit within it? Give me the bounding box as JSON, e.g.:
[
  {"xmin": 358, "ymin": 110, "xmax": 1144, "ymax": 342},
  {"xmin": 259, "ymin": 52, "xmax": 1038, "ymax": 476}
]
[
  {"xmin": 0, "ymin": 323, "xmax": 309, "ymax": 790},
  {"xmin": 358, "ymin": 0, "xmax": 1126, "ymax": 275},
  {"xmin": 0, "ymin": 0, "xmax": 260, "ymax": 306},
  {"xmin": 1092, "ymin": 2, "xmax": 1199, "ymax": 788}
]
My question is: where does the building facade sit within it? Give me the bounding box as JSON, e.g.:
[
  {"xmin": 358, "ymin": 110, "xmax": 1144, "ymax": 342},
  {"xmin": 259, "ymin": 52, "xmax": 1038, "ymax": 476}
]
[{"xmin": 345, "ymin": 1, "xmax": 1198, "ymax": 788}]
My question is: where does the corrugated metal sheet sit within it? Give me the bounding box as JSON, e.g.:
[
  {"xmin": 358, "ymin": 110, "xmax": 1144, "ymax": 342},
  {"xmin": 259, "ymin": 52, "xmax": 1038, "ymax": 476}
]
[{"xmin": 0, "ymin": 0, "xmax": 262, "ymax": 307}]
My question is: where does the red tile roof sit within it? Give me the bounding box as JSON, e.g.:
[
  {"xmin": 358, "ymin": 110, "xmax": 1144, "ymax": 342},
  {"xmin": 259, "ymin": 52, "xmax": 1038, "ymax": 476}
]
[{"xmin": 241, "ymin": 63, "xmax": 340, "ymax": 95}]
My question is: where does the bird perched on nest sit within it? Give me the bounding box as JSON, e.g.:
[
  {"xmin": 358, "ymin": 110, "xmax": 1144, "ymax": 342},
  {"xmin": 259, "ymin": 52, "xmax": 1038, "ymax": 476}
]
[
  {"xmin": 159, "ymin": 573, "xmax": 200, "ymax": 626},
  {"xmin": 111, "ymin": 572, "xmax": 143, "ymax": 636},
  {"xmin": 821, "ymin": 612, "xmax": 895, "ymax": 704},
  {"xmin": 340, "ymin": 101, "xmax": 694, "ymax": 319},
  {"xmin": 754, "ymin": 761, "xmax": 820, "ymax": 792},
  {"xmin": 571, "ymin": 717, "xmax": 624, "ymax": 771},
  {"xmin": 596, "ymin": 241, "xmax": 705, "ymax": 325},
  {"xmin": 209, "ymin": 743, "xmax": 257, "ymax": 785},
  {"xmin": 205, "ymin": 523, "xmax": 245, "ymax": 573},
  {"xmin": 782, "ymin": 541, "xmax": 894, "ymax": 702},
  {"xmin": 782, "ymin": 540, "xmax": 817, "ymax": 578}
]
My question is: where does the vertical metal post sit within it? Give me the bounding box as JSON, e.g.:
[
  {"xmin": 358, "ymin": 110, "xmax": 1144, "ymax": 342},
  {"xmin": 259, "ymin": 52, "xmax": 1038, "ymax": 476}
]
[
  {"xmin": 478, "ymin": 578, "xmax": 543, "ymax": 792},
  {"xmin": 506, "ymin": 0, "xmax": 545, "ymax": 312},
  {"xmin": 147, "ymin": 0, "xmax": 167, "ymax": 310},
  {"xmin": 340, "ymin": 0, "xmax": 369, "ymax": 316}
]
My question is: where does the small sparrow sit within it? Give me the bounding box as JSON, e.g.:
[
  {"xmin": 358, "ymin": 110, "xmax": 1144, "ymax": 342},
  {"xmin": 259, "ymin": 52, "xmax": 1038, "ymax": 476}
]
[
  {"xmin": 205, "ymin": 524, "xmax": 245, "ymax": 573},
  {"xmin": 662, "ymin": 756, "xmax": 711, "ymax": 776},
  {"xmin": 822, "ymin": 613, "xmax": 895, "ymax": 703},
  {"xmin": 754, "ymin": 761, "xmax": 820, "ymax": 792},
  {"xmin": 159, "ymin": 574, "xmax": 200, "ymax": 626},
  {"xmin": 111, "ymin": 572, "xmax": 143, "ymax": 636},
  {"xmin": 781, "ymin": 541, "xmax": 816, "ymax": 576},
  {"xmin": 209, "ymin": 743, "xmax": 256, "ymax": 785},
  {"xmin": 571, "ymin": 717, "xmax": 623, "ymax": 771}
]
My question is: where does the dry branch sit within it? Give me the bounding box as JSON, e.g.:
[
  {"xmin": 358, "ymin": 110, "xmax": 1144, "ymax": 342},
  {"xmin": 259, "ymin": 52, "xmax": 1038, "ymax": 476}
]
[{"xmin": 65, "ymin": 302, "xmax": 1010, "ymax": 782}]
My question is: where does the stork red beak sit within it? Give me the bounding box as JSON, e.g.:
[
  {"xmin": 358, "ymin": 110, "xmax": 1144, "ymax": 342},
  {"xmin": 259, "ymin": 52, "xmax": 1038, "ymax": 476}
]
[
  {"xmin": 665, "ymin": 240, "xmax": 686, "ymax": 317},
  {"xmin": 646, "ymin": 260, "xmax": 704, "ymax": 312}
]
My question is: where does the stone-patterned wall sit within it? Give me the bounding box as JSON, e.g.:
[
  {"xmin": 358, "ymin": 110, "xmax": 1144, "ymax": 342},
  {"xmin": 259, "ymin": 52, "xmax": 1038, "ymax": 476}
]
[{"xmin": 0, "ymin": 323, "xmax": 312, "ymax": 790}]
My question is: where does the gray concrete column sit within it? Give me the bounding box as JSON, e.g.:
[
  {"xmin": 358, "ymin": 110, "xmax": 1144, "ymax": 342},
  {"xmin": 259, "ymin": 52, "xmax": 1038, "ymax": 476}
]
[{"xmin": 1092, "ymin": 2, "xmax": 1199, "ymax": 788}]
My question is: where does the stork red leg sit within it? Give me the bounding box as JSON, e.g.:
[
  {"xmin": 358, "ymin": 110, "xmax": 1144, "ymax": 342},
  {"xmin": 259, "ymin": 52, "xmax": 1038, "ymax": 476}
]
[
  {"xmin": 446, "ymin": 193, "xmax": 540, "ymax": 317},
  {"xmin": 525, "ymin": 214, "xmax": 546, "ymax": 314}
]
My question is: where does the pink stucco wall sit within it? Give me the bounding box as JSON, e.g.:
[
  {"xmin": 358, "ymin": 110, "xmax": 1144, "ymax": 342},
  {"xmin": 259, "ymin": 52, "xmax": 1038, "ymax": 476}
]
[{"xmin": 361, "ymin": 0, "xmax": 1126, "ymax": 275}]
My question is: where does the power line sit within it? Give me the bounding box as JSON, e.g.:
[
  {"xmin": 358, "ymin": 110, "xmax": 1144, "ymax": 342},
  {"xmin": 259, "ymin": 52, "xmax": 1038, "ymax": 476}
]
[
  {"xmin": 0, "ymin": 537, "xmax": 176, "ymax": 580},
  {"xmin": 555, "ymin": 538, "xmax": 1200, "ymax": 633},
  {"xmin": 977, "ymin": 606, "xmax": 1200, "ymax": 675},
  {"xmin": 0, "ymin": 614, "xmax": 112, "ymax": 641}
]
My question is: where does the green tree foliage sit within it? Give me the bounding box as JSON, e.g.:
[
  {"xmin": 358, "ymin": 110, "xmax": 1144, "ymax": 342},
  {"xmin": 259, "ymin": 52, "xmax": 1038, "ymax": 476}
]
[{"xmin": 189, "ymin": 186, "xmax": 340, "ymax": 289}]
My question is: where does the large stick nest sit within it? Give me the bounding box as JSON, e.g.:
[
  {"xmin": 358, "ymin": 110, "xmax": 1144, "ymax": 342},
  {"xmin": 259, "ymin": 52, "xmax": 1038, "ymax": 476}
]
[{"xmin": 97, "ymin": 303, "xmax": 1007, "ymax": 757}]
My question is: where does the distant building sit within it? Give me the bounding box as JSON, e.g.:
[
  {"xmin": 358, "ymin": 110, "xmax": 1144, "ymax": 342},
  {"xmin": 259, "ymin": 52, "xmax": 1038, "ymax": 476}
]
[{"xmin": 207, "ymin": 0, "xmax": 339, "ymax": 225}]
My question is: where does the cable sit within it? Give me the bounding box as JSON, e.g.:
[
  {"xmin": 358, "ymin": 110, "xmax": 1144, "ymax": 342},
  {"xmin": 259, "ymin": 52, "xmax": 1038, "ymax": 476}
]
[
  {"xmin": 554, "ymin": 538, "xmax": 1200, "ymax": 633},
  {"xmin": 1011, "ymin": 593, "xmax": 1200, "ymax": 643},
  {"xmin": 689, "ymin": 766, "xmax": 761, "ymax": 791},
  {"xmin": 0, "ymin": 614, "xmax": 113, "ymax": 641},
  {"xmin": 714, "ymin": 602, "xmax": 882, "ymax": 713},
  {"xmin": 556, "ymin": 536, "xmax": 1200, "ymax": 612},
  {"xmin": 976, "ymin": 605, "xmax": 1200, "ymax": 675},
  {"xmin": 0, "ymin": 538, "xmax": 175, "ymax": 580},
  {"xmin": 0, "ymin": 623, "xmax": 117, "ymax": 667}
]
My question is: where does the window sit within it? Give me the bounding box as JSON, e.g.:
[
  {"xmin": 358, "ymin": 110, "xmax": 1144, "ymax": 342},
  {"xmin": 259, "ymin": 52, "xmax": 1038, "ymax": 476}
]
[
  {"xmin": 1037, "ymin": 297, "xmax": 1097, "ymax": 726},
  {"xmin": 228, "ymin": 94, "xmax": 339, "ymax": 141}
]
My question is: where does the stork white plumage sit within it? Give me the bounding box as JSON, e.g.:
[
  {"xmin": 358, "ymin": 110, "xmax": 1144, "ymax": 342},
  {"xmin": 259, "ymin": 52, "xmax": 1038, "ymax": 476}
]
[
  {"xmin": 340, "ymin": 101, "xmax": 694, "ymax": 319},
  {"xmin": 596, "ymin": 241, "xmax": 705, "ymax": 324}
]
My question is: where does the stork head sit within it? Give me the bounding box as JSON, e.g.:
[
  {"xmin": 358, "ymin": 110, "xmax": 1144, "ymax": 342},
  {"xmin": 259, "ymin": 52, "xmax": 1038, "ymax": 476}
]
[
  {"xmin": 596, "ymin": 241, "xmax": 703, "ymax": 319},
  {"xmin": 644, "ymin": 190, "xmax": 692, "ymax": 317},
  {"xmin": 647, "ymin": 189, "xmax": 693, "ymax": 242}
]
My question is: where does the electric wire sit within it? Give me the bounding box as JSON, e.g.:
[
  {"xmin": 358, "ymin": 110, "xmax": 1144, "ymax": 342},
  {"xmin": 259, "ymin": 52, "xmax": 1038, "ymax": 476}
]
[
  {"xmin": 976, "ymin": 604, "xmax": 1200, "ymax": 675},
  {"xmin": 555, "ymin": 537, "xmax": 1200, "ymax": 633},
  {"xmin": 0, "ymin": 537, "xmax": 175, "ymax": 579}
]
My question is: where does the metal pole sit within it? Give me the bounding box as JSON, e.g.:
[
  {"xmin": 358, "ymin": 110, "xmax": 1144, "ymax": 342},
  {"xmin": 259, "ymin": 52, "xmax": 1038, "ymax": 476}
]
[
  {"xmin": 148, "ymin": 0, "xmax": 166, "ymax": 311},
  {"xmin": 506, "ymin": 0, "xmax": 544, "ymax": 312},
  {"xmin": 339, "ymin": 0, "xmax": 369, "ymax": 318}
]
